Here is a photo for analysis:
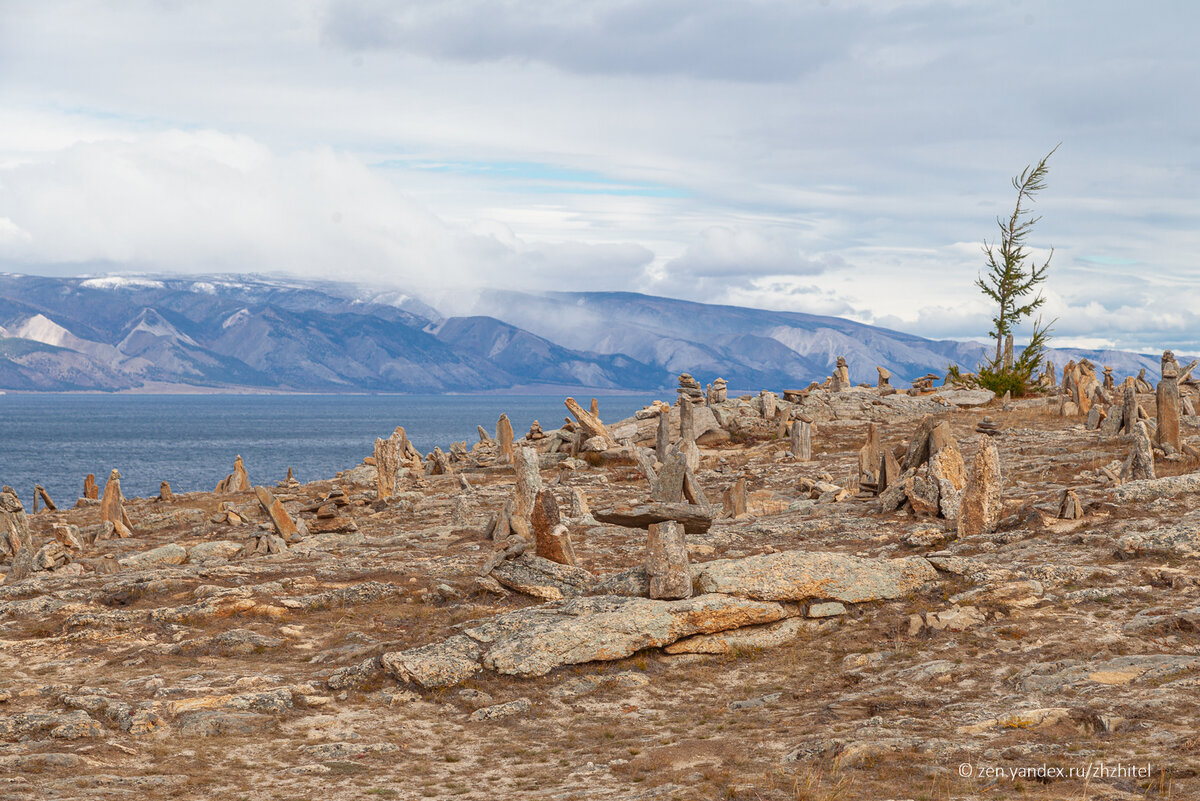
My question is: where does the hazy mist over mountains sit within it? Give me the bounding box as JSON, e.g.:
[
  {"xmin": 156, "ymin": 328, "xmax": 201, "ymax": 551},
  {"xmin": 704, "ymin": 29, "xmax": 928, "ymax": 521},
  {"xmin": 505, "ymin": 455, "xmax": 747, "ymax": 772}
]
[{"xmin": 0, "ymin": 273, "xmax": 1175, "ymax": 393}]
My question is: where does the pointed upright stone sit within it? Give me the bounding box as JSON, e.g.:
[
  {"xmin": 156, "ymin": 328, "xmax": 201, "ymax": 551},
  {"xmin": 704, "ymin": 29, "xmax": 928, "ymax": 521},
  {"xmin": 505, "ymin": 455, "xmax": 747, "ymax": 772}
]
[
  {"xmin": 99, "ymin": 469, "xmax": 134, "ymax": 539},
  {"xmin": 957, "ymin": 440, "xmax": 1002, "ymax": 538},
  {"xmin": 83, "ymin": 473, "xmax": 98, "ymax": 501},
  {"xmin": 1057, "ymin": 489, "xmax": 1083, "ymax": 519},
  {"xmin": 723, "ymin": 477, "xmax": 747, "ymax": 519},
  {"xmin": 374, "ymin": 426, "xmax": 408, "ymax": 500},
  {"xmin": 679, "ymin": 399, "xmax": 695, "ymax": 443},
  {"xmin": 1122, "ymin": 378, "xmax": 1138, "ymax": 436},
  {"xmin": 654, "ymin": 449, "xmax": 688, "ymax": 503},
  {"xmin": 215, "ymin": 455, "xmax": 251, "ymax": 493},
  {"xmin": 1155, "ymin": 350, "xmax": 1181, "ymax": 452},
  {"xmin": 656, "ymin": 409, "xmax": 671, "ymax": 463},
  {"xmin": 1130, "ymin": 421, "xmax": 1156, "ymax": 480},
  {"xmin": 496, "ymin": 414, "xmax": 515, "ymax": 464},
  {"xmin": 510, "ymin": 446, "xmax": 542, "ymax": 539},
  {"xmin": 858, "ymin": 423, "xmax": 881, "ymax": 492}
]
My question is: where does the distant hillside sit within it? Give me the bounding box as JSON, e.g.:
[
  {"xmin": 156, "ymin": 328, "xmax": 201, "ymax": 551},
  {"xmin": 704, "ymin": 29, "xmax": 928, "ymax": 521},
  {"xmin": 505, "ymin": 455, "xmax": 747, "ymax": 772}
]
[{"xmin": 0, "ymin": 273, "xmax": 1182, "ymax": 392}]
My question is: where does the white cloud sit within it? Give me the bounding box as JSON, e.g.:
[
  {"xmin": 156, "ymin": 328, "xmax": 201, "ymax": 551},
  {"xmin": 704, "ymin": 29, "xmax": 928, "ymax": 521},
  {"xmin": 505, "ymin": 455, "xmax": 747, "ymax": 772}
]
[{"xmin": 1, "ymin": 1, "xmax": 1199, "ymax": 352}]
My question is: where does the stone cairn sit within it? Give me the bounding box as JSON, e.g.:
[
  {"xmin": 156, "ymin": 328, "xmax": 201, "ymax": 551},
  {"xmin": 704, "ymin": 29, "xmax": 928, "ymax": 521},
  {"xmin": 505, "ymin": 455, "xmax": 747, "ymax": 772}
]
[{"xmin": 706, "ymin": 377, "xmax": 728, "ymax": 404}]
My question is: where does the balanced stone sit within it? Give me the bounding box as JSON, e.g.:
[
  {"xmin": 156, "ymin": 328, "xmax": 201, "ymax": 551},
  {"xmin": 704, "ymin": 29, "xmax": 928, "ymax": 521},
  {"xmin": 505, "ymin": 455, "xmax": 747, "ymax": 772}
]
[
  {"xmin": 877, "ymin": 366, "xmax": 891, "ymax": 388},
  {"xmin": 159, "ymin": 481, "xmax": 174, "ymax": 502}
]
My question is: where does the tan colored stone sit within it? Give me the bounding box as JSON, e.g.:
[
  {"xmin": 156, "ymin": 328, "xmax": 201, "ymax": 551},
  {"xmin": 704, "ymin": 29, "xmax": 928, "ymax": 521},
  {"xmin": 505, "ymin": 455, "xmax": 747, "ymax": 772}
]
[
  {"xmin": 647, "ymin": 521, "xmax": 691, "ymax": 600},
  {"xmin": 957, "ymin": 439, "xmax": 1002, "ymax": 537},
  {"xmin": 254, "ymin": 485, "xmax": 300, "ymax": 540},
  {"xmin": 99, "ymin": 469, "xmax": 134, "ymax": 538}
]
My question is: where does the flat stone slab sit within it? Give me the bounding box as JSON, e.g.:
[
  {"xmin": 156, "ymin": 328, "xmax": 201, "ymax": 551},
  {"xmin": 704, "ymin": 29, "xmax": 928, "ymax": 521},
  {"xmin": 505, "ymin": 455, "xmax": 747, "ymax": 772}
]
[
  {"xmin": 1116, "ymin": 514, "xmax": 1200, "ymax": 559},
  {"xmin": 694, "ymin": 550, "xmax": 937, "ymax": 603},
  {"xmin": 376, "ymin": 593, "xmax": 792, "ymax": 686},
  {"xmin": 592, "ymin": 503, "xmax": 714, "ymax": 535},
  {"xmin": 935, "ymin": 389, "xmax": 996, "ymax": 407},
  {"xmin": 1113, "ymin": 473, "xmax": 1200, "ymax": 502}
]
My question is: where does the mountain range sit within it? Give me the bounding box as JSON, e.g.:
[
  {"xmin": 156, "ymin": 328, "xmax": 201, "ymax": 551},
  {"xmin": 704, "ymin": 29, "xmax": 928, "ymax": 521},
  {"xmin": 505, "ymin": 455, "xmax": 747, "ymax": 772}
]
[{"xmin": 0, "ymin": 273, "xmax": 1178, "ymax": 393}]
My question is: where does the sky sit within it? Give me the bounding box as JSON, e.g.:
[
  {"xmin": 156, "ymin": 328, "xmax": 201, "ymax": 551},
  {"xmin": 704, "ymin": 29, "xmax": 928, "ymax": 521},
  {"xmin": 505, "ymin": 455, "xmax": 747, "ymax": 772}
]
[{"xmin": 1, "ymin": 1, "xmax": 1198, "ymax": 353}]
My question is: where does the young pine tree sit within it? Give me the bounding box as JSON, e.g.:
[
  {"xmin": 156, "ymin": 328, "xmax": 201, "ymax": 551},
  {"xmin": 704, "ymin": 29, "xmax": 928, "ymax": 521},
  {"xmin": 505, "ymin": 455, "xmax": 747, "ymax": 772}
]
[{"xmin": 977, "ymin": 144, "xmax": 1059, "ymax": 392}]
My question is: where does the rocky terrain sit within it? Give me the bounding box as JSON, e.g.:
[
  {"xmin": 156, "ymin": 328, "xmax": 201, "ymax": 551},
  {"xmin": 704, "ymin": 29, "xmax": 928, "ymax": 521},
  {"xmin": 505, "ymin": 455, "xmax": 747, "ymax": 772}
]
[{"xmin": 1, "ymin": 355, "xmax": 1199, "ymax": 800}]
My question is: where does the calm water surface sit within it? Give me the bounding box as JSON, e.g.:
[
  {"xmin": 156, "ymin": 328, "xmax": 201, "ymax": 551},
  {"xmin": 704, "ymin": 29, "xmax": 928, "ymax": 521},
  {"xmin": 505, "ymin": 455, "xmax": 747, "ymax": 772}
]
[{"xmin": 0, "ymin": 394, "xmax": 650, "ymax": 505}]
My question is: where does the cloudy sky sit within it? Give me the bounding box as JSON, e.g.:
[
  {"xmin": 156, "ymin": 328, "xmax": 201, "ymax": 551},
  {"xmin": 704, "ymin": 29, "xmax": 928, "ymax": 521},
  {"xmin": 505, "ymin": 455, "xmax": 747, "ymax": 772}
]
[{"xmin": 1, "ymin": 1, "xmax": 1197, "ymax": 352}]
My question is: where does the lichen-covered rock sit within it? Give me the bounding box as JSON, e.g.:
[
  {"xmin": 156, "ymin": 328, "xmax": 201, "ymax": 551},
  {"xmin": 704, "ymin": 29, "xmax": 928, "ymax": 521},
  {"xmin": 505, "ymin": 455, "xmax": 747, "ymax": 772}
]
[
  {"xmin": 118, "ymin": 543, "xmax": 187, "ymax": 570},
  {"xmin": 1116, "ymin": 516, "xmax": 1200, "ymax": 559},
  {"xmin": 491, "ymin": 553, "xmax": 597, "ymax": 600},
  {"xmin": 382, "ymin": 635, "xmax": 483, "ymax": 688},
  {"xmin": 480, "ymin": 594, "xmax": 791, "ymax": 677},
  {"xmin": 664, "ymin": 617, "xmax": 808, "ymax": 654},
  {"xmin": 957, "ymin": 438, "xmax": 1002, "ymax": 537},
  {"xmin": 694, "ymin": 551, "xmax": 935, "ymax": 603}
]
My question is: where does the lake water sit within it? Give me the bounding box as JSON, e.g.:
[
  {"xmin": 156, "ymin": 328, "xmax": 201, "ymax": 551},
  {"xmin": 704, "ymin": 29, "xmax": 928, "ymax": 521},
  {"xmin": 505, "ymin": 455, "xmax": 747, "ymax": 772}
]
[{"xmin": 0, "ymin": 394, "xmax": 652, "ymax": 506}]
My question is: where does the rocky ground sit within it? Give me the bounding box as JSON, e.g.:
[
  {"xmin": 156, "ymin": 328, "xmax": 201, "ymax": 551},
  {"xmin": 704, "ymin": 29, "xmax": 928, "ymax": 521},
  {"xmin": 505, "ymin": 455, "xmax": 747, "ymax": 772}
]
[{"xmin": 1, "ymin": 376, "xmax": 1199, "ymax": 801}]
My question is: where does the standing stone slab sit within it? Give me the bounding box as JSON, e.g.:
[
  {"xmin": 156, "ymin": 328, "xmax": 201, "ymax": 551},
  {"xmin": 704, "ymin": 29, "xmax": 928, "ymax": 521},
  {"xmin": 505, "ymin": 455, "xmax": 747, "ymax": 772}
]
[
  {"xmin": 654, "ymin": 449, "xmax": 688, "ymax": 503},
  {"xmin": 373, "ymin": 426, "xmax": 407, "ymax": 500},
  {"xmin": 858, "ymin": 423, "xmax": 881, "ymax": 491},
  {"xmin": 83, "ymin": 474, "xmax": 98, "ymax": 500},
  {"xmin": 957, "ymin": 439, "xmax": 1002, "ymax": 537},
  {"xmin": 679, "ymin": 399, "xmax": 695, "ymax": 443},
  {"xmin": 790, "ymin": 420, "xmax": 812, "ymax": 461},
  {"xmin": 254, "ymin": 486, "xmax": 300, "ymax": 541},
  {"xmin": 99, "ymin": 469, "xmax": 134, "ymax": 539},
  {"xmin": 723, "ymin": 477, "xmax": 747, "ymax": 519},
  {"xmin": 1122, "ymin": 379, "xmax": 1138, "ymax": 436},
  {"xmin": 510, "ymin": 446, "xmax": 543, "ymax": 539},
  {"xmin": 646, "ymin": 521, "xmax": 692, "ymax": 600},
  {"xmin": 215, "ymin": 455, "xmax": 251, "ymax": 493},
  {"xmin": 656, "ymin": 410, "xmax": 671, "ymax": 463},
  {"xmin": 760, "ymin": 390, "xmax": 777, "ymax": 420},
  {"xmin": 496, "ymin": 414, "xmax": 515, "ymax": 464},
  {"xmin": 1156, "ymin": 351, "xmax": 1181, "ymax": 452},
  {"xmin": 1130, "ymin": 421, "xmax": 1156, "ymax": 480},
  {"xmin": 0, "ymin": 488, "xmax": 32, "ymax": 560}
]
